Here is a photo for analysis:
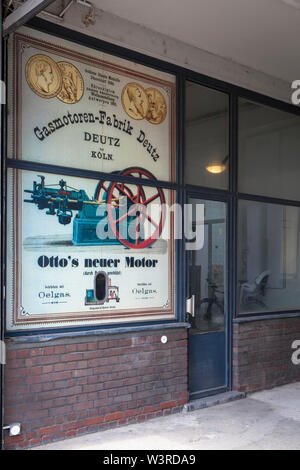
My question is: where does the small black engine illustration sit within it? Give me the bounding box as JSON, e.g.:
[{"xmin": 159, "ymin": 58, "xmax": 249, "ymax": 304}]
[{"xmin": 85, "ymin": 272, "xmax": 120, "ymax": 305}]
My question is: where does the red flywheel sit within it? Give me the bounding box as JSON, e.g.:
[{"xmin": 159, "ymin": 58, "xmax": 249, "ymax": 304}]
[{"xmin": 107, "ymin": 167, "xmax": 166, "ymax": 249}]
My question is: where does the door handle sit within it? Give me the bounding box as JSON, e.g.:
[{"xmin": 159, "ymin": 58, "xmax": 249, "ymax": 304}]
[{"xmin": 186, "ymin": 295, "xmax": 195, "ymax": 317}]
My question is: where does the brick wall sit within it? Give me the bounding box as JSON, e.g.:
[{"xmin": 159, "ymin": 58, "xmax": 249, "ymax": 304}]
[
  {"xmin": 233, "ymin": 317, "xmax": 300, "ymax": 393},
  {"xmin": 4, "ymin": 328, "xmax": 188, "ymax": 450}
]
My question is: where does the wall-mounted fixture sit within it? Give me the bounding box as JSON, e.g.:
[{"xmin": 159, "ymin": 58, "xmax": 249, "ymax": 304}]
[
  {"xmin": 3, "ymin": 422, "xmax": 21, "ymax": 436},
  {"xmin": 36, "ymin": 0, "xmax": 96, "ymax": 26}
]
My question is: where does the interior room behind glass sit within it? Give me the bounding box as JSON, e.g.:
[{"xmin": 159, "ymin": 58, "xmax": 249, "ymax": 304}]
[
  {"xmin": 238, "ymin": 200, "xmax": 300, "ymax": 313},
  {"xmin": 239, "ymin": 99, "xmax": 300, "ymax": 200},
  {"xmin": 188, "ymin": 199, "xmax": 226, "ymax": 332},
  {"xmin": 185, "ymin": 82, "xmax": 229, "ymax": 189}
]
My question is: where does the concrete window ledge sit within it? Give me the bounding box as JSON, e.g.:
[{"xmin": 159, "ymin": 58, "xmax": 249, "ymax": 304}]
[{"xmin": 6, "ymin": 322, "xmax": 190, "ymax": 344}]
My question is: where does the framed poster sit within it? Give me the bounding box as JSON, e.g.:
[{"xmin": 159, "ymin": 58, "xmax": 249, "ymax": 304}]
[{"xmin": 6, "ymin": 27, "xmax": 176, "ymax": 331}]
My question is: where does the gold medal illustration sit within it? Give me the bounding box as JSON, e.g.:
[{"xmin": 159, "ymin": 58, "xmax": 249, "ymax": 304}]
[
  {"xmin": 56, "ymin": 61, "xmax": 84, "ymax": 104},
  {"xmin": 121, "ymin": 82, "xmax": 149, "ymax": 120},
  {"xmin": 145, "ymin": 88, "xmax": 167, "ymax": 124},
  {"xmin": 25, "ymin": 54, "xmax": 62, "ymax": 99}
]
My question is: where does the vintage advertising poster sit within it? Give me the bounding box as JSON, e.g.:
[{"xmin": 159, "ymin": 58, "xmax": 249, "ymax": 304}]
[{"xmin": 6, "ymin": 28, "xmax": 176, "ymax": 330}]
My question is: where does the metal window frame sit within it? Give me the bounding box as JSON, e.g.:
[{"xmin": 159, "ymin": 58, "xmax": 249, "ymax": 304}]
[{"xmin": 0, "ymin": 3, "xmax": 5, "ymax": 452}]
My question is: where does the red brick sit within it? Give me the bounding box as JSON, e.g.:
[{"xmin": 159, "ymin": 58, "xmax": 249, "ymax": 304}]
[
  {"xmin": 85, "ymin": 416, "xmax": 104, "ymax": 426},
  {"xmin": 44, "ymin": 347, "xmax": 55, "ymax": 355},
  {"xmin": 61, "ymin": 353, "xmax": 83, "ymax": 362},
  {"xmin": 5, "ymin": 434, "xmax": 25, "ymax": 444},
  {"xmin": 143, "ymin": 404, "xmax": 160, "ymax": 413},
  {"xmin": 77, "ymin": 360, "xmax": 88, "ymax": 369},
  {"xmin": 66, "ymin": 430, "xmax": 77, "ymax": 438},
  {"xmin": 72, "ymin": 369, "xmax": 93, "ymax": 378},
  {"xmin": 105, "ymin": 412, "xmax": 123, "ymax": 422},
  {"xmin": 160, "ymin": 400, "xmax": 176, "ymax": 410},
  {"xmin": 124, "ymin": 408, "xmax": 142, "ymax": 418},
  {"xmin": 16, "ymin": 350, "xmax": 31, "ymax": 359},
  {"xmin": 29, "ymin": 438, "xmax": 42, "ymax": 446},
  {"xmin": 8, "ymin": 358, "xmax": 26, "ymax": 368},
  {"xmin": 33, "ymin": 355, "xmax": 60, "ymax": 365},
  {"xmin": 73, "ymin": 402, "xmax": 94, "ymax": 411},
  {"xmin": 6, "ymin": 377, "xmax": 25, "ymax": 386},
  {"xmin": 6, "ymin": 350, "xmax": 17, "ymax": 360},
  {"xmin": 31, "ymin": 383, "xmax": 43, "ymax": 393},
  {"xmin": 62, "ymin": 420, "xmax": 84, "ymax": 431},
  {"xmin": 27, "ymin": 374, "xmax": 50, "ymax": 384},
  {"xmin": 31, "ymin": 348, "xmax": 43, "ymax": 357},
  {"xmin": 31, "ymin": 366, "xmax": 43, "ymax": 375},
  {"xmin": 50, "ymin": 371, "xmax": 72, "ymax": 381},
  {"xmin": 38, "ymin": 425, "xmax": 60, "ymax": 436},
  {"xmin": 67, "ymin": 361, "xmax": 77, "ymax": 370}
]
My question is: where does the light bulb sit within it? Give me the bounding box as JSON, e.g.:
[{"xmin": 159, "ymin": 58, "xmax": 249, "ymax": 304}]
[{"xmin": 205, "ymin": 162, "xmax": 226, "ymax": 174}]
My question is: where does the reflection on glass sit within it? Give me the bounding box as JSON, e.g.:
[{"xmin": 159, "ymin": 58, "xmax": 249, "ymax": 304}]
[
  {"xmin": 238, "ymin": 200, "xmax": 300, "ymax": 313},
  {"xmin": 188, "ymin": 199, "xmax": 226, "ymax": 332},
  {"xmin": 239, "ymin": 99, "xmax": 300, "ymax": 200},
  {"xmin": 185, "ymin": 81, "xmax": 229, "ymax": 189}
]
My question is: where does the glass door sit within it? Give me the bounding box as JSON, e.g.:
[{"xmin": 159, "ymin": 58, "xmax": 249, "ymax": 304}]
[{"xmin": 187, "ymin": 197, "xmax": 228, "ymax": 399}]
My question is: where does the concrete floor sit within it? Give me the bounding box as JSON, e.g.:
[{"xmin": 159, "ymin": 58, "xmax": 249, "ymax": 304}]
[{"xmin": 35, "ymin": 382, "xmax": 300, "ymax": 450}]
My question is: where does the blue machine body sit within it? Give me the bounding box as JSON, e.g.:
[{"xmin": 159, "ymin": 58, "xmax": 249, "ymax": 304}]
[{"xmin": 72, "ymin": 201, "xmax": 124, "ymax": 246}]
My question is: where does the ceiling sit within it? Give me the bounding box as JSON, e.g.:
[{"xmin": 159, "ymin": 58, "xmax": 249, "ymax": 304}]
[{"xmin": 90, "ymin": 0, "xmax": 300, "ymax": 83}]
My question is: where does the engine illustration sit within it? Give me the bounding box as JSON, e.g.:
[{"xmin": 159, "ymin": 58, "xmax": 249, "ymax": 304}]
[{"xmin": 24, "ymin": 167, "xmax": 166, "ymax": 249}]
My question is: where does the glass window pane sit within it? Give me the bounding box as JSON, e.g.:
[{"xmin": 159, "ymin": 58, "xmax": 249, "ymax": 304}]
[
  {"xmin": 238, "ymin": 200, "xmax": 300, "ymax": 314},
  {"xmin": 188, "ymin": 199, "xmax": 226, "ymax": 332},
  {"xmin": 239, "ymin": 99, "xmax": 300, "ymax": 200},
  {"xmin": 185, "ymin": 82, "xmax": 229, "ymax": 189}
]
